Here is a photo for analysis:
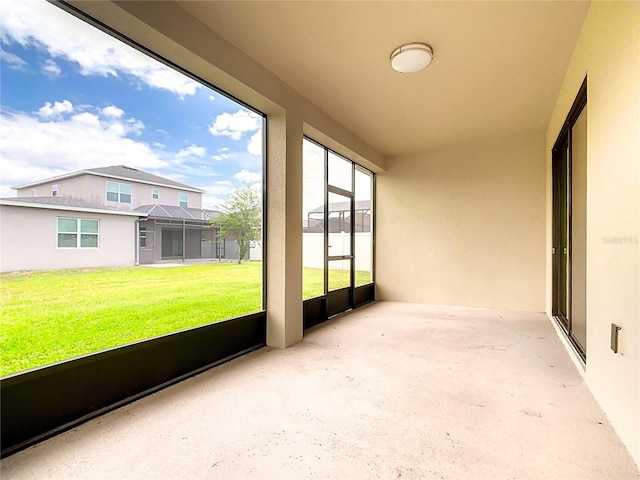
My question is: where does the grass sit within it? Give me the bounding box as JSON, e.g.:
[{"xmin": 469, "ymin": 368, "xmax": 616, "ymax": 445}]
[
  {"xmin": 0, "ymin": 263, "xmax": 372, "ymax": 377},
  {"xmin": 303, "ymin": 268, "xmax": 372, "ymax": 299},
  {"xmin": 0, "ymin": 263, "xmax": 261, "ymax": 377}
]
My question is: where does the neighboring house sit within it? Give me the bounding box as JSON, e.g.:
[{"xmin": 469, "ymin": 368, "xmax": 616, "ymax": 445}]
[
  {"xmin": 4, "ymin": 165, "xmax": 248, "ymax": 271},
  {"xmin": 0, "ymin": 197, "xmax": 144, "ymax": 272},
  {"xmin": 133, "ymin": 204, "xmax": 223, "ymax": 264},
  {"xmin": 304, "ymin": 200, "xmax": 371, "ymax": 233},
  {"xmin": 15, "ymin": 165, "xmax": 205, "ymax": 210}
]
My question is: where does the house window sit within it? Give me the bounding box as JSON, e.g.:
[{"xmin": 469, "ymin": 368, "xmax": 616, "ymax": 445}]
[
  {"xmin": 31, "ymin": 189, "xmax": 36, "ymax": 197},
  {"xmin": 57, "ymin": 217, "xmax": 99, "ymax": 248},
  {"xmin": 139, "ymin": 225, "xmax": 147, "ymax": 248},
  {"xmin": 52, "ymin": 184, "xmax": 58, "ymax": 196},
  {"xmin": 152, "ymin": 188, "xmax": 159, "ymax": 200},
  {"xmin": 179, "ymin": 192, "xmax": 188, "ymax": 208},
  {"xmin": 106, "ymin": 181, "xmax": 132, "ymax": 203}
]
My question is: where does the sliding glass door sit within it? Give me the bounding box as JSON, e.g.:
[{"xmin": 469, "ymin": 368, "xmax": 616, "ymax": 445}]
[{"xmin": 552, "ymin": 78, "xmax": 587, "ymax": 360}]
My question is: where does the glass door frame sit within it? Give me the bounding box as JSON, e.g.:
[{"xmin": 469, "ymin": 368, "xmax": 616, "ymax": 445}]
[
  {"xmin": 551, "ymin": 77, "xmax": 587, "ymax": 361},
  {"xmin": 303, "ymin": 136, "xmax": 375, "ymax": 329}
]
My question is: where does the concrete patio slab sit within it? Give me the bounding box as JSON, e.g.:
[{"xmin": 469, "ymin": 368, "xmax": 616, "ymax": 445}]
[{"xmin": 2, "ymin": 302, "xmax": 638, "ymax": 479}]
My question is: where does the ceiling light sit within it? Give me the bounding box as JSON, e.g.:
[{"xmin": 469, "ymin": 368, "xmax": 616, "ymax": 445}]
[{"xmin": 390, "ymin": 43, "xmax": 434, "ymax": 73}]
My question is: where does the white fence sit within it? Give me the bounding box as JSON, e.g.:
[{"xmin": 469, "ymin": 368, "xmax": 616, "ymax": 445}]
[{"xmin": 303, "ymin": 232, "xmax": 372, "ymax": 271}]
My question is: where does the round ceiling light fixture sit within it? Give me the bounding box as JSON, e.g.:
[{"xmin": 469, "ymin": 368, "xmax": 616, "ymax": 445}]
[{"xmin": 390, "ymin": 42, "xmax": 434, "ymax": 73}]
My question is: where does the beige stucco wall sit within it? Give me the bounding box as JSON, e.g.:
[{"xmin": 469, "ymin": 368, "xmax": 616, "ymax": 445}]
[
  {"xmin": 0, "ymin": 205, "xmax": 138, "ymax": 272},
  {"xmin": 17, "ymin": 175, "xmax": 91, "ymax": 201},
  {"xmin": 141, "ymin": 185, "xmax": 202, "ymax": 209},
  {"xmin": 377, "ymin": 133, "xmax": 546, "ymax": 312},
  {"xmin": 545, "ymin": 0, "xmax": 640, "ymax": 465}
]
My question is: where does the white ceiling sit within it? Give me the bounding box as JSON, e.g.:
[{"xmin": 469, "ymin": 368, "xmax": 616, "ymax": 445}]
[{"xmin": 178, "ymin": 1, "xmax": 590, "ymax": 157}]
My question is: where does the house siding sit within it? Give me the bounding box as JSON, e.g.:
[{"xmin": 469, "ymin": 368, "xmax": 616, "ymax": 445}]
[
  {"xmin": 0, "ymin": 205, "xmax": 138, "ymax": 272},
  {"xmin": 17, "ymin": 174, "xmax": 203, "ymax": 210}
]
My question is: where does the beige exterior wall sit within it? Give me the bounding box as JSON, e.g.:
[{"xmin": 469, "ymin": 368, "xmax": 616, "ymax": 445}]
[
  {"xmin": 0, "ymin": 205, "xmax": 138, "ymax": 272},
  {"xmin": 377, "ymin": 133, "xmax": 546, "ymax": 312},
  {"xmin": 17, "ymin": 175, "xmax": 91, "ymax": 201},
  {"xmin": 136, "ymin": 185, "xmax": 202, "ymax": 209},
  {"xmin": 17, "ymin": 174, "xmax": 202, "ymax": 209},
  {"xmin": 545, "ymin": 1, "xmax": 640, "ymax": 465}
]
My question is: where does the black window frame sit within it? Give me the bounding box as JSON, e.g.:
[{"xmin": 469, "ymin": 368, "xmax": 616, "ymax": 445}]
[{"xmin": 0, "ymin": 0, "xmax": 268, "ymax": 458}]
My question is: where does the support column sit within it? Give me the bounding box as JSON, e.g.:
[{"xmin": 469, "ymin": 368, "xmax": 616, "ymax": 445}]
[{"xmin": 266, "ymin": 111, "xmax": 303, "ymax": 348}]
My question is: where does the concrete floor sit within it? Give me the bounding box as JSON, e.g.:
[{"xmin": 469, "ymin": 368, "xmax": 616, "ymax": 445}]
[{"xmin": 2, "ymin": 302, "xmax": 639, "ymax": 479}]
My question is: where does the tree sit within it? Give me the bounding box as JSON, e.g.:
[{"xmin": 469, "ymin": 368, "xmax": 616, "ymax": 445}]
[{"xmin": 210, "ymin": 184, "xmax": 261, "ymax": 264}]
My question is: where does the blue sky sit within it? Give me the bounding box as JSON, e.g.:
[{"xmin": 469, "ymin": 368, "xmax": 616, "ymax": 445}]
[{"xmin": 0, "ymin": 0, "xmax": 263, "ymax": 209}]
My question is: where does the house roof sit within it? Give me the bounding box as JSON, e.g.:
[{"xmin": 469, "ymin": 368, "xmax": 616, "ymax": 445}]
[
  {"xmin": 0, "ymin": 197, "xmax": 147, "ymax": 217},
  {"xmin": 134, "ymin": 204, "xmax": 219, "ymax": 222},
  {"xmin": 309, "ymin": 200, "xmax": 371, "ymax": 215},
  {"xmin": 12, "ymin": 165, "xmax": 205, "ymax": 194}
]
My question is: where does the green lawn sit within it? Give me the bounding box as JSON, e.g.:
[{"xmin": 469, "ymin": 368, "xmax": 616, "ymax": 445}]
[
  {"xmin": 0, "ymin": 263, "xmax": 261, "ymax": 377},
  {"xmin": 303, "ymin": 268, "xmax": 372, "ymax": 299},
  {"xmin": 0, "ymin": 263, "xmax": 372, "ymax": 377}
]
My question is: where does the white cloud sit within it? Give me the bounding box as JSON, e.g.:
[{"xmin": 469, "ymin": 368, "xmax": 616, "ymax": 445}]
[
  {"xmin": 101, "ymin": 105, "xmax": 125, "ymax": 118},
  {"xmin": 0, "ymin": 0, "xmax": 199, "ymax": 97},
  {"xmin": 0, "ymin": 50, "xmax": 28, "ymax": 70},
  {"xmin": 201, "ymin": 180, "xmax": 234, "ymax": 209},
  {"xmin": 42, "ymin": 58, "xmax": 61, "ymax": 77},
  {"xmin": 208, "ymin": 110, "xmax": 261, "ymax": 140},
  {"xmin": 0, "ymin": 105, "xmax": 168, "ymax": 191},
  {"xmin": 247, "ymin": 131, "xmax": 262, "ymax": 156},
  {"xmin": 38, "ymin": 100, "xmax": 73, "ymax": 118},
  {"xmin": 234, "ymin": 169, "xmax": 261, "ymax": 184},
  {"xmin": 125, "ymin": 118, "xmax": 145, "ymax": 136},
  {"xmin": 208, "ymin": 180, "xmax": 234, "ymax": 194},
  {"xmin": 177, "ymin": 144, "xmax": 206, "ymax": 158},
  {"xmin": 213, "ymin": 147, "xmax": 232, "ymax": 161},
  {"xmin": 209, "ymin": 95, "xmax": 216, "ymax": 101},
  {"xmin": 202, "ymin": 195, "xmax": 225, "ymax": 210},
  {"xmin": 70, "ymin": 111, "xmax": 101, "ymax": 128}
]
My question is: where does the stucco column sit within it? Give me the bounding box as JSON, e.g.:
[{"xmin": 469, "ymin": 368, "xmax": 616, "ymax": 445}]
[{"xmin": 266, "ymin": 111, "xmax": 303, "ymax": 348}]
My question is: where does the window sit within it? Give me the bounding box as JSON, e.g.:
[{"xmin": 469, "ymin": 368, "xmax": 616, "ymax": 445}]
[
  {"xmin": 1, "ymin": 1, "xmax": 267, "ymax": 452},
  {"xmin": 52, "ymin": 184, "xmax": 58, "ymax": 196},
  {"xmin": 302, "ymin": 137, "xmax": 375, "ymax": 317},
  {"xmin": 139, "ymin": 225, "xmax": 147, "ymax": 248},
  {"xmin": 57, "ymin": 218, "xmax": 99, "ymax": 248},
  {"xmin": 31, "ymin": 189, "xmax": 36, "ymax": 197},
  {"xmin": 106, "ymin": 181, "xmax": 132, "ymax": 203},
  {"xmin": 1, "ymin": 0, "xmax": 264, "ymax": 380}
]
